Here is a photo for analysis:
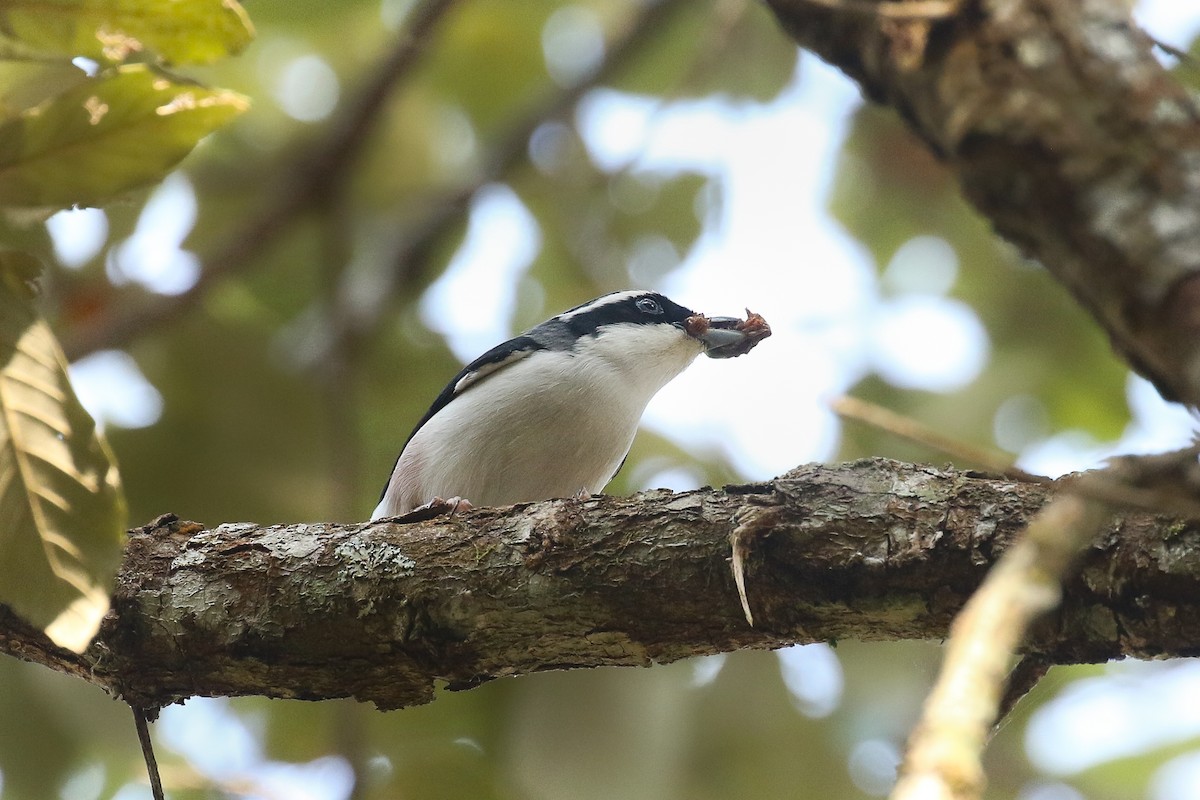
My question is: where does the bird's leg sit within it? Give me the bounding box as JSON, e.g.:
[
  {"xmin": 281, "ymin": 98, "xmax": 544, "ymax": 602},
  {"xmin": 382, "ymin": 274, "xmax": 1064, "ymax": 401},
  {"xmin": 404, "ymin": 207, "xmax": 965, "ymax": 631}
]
[
  {"xmin": 573, "ymin": 488, "xmax": 592, "ymax": 501},
  {"xmin": 390, "ymin": 496, "xmax": 475, "ymax": 523}
]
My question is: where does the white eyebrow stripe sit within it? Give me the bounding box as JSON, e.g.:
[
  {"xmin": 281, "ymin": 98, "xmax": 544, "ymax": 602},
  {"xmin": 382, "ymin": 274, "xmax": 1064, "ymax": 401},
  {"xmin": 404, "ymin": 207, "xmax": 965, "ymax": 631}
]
[{"xmin": 555, "ymin": 290, "xmax": 645, "ymax": 321}]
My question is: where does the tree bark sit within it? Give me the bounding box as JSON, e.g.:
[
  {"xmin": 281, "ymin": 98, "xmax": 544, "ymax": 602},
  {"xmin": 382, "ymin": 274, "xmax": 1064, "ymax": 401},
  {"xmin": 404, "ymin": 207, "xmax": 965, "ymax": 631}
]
[
  {"xmin": 25, "ymin": 459, "xmax": 1186, "ymax": 712},
  {"xmin": 765, "ymin": 0, "xmax": 1200, "ymax": 406}
]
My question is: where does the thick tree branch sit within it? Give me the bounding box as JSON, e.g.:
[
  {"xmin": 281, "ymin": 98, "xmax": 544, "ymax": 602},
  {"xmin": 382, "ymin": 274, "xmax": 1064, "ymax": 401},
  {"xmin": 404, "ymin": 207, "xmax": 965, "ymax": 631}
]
[
  {"xmin": 0, "ymin": 459, "xmax": 1183, "ymax": 712},
  {"xmin": 766, "ymin": 0, "xmax": 1200, "ymax": 406}
]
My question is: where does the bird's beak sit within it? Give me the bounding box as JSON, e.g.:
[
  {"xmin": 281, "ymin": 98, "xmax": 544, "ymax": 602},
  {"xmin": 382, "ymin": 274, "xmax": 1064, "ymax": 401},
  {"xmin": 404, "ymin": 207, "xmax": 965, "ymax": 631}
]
[
  {"xmin": 693, "ymin": 316, "xmax": 750, "ymax": 359},
  {"xmin": 680, "ymin": 313, "xmax": 772, "ymax": 359}
]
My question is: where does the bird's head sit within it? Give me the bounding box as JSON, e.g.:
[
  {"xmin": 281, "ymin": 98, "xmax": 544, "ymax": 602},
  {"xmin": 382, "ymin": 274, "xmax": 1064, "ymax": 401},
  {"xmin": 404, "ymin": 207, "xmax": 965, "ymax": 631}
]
[{"xmin": 540, "ymin": 290, "xmax": 766, "ymax": 366}]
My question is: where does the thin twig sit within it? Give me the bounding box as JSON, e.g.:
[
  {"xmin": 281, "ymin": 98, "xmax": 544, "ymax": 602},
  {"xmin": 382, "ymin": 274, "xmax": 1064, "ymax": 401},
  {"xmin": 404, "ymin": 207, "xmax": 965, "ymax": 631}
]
[
  {"xmin": 834, "ymin": 395, "xmax": 1200, "ymax": 519},
  {"xmin": 315, "ymin": 181, "xmax": 364, "ymax": 521},
  {"xmin": 1149, "ymin": 36, "xmax": 1196, "ymax": 65},
  {"xmin": 133, "ymin": 706, "xmax": 166, "ymax": 800},
  {"xmin": 832, "ymin": 395, "xmax": 1047, "ymax": 482},
  {"xmin": 60, "ymin": 0, "xmax": 459, "ymax": 360},
  {"xmin": 994, "ymin": 654, "xmax": 1051, "ymax": 730}
]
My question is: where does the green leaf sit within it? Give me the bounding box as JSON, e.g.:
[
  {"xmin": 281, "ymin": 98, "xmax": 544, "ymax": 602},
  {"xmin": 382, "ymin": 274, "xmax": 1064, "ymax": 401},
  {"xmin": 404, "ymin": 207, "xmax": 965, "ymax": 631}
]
[
  {"xmin": 0, "ymin": 0, "xmax": 254, "ymax": 64},
  {"xmin": 0, "ymin": 63, "xmax": 249, "ymax": 209},
  {"xmin": 0, "ymin": 253, "xmax": 126, "ymax": 652},
  {"xmin": 0, "ymin": 59, "xmax": 89, "ymax": 118}
]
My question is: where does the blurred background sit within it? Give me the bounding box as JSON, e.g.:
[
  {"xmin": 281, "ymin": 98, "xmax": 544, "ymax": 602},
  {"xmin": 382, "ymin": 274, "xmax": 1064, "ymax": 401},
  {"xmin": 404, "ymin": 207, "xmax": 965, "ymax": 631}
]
[{"xmin": 2, "ymin": 0, "xmax": 1200, "ymax": 797}]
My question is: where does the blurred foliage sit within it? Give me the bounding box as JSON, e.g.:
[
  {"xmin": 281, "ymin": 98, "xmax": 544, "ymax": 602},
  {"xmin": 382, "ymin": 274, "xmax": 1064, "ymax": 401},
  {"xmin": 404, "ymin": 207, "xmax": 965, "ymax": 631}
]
[
  {"xmin": 0, "ymin": 0, "xmax": 1196, "ymax": 799},
  {"xmin": 0, "ymin": 0, "xmax": 251, "ymax": 210},
  {"xmin": 0, "ymin": 0, "xmax": 251, "ymax": 653},
  {"xmin": 829, "ymin": 105, "xmax": 1131, "ymax": 463}
]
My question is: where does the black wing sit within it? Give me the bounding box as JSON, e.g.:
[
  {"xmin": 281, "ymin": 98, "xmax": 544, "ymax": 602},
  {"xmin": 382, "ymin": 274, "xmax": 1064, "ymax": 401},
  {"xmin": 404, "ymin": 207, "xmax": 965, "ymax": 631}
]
[
  {"xmin": 377, "ymin": 335, "xmax": 546, "ymax": 502},
  {"xmin": 609, "ymin": 453, "xmax": 629, "ymax": 484}
]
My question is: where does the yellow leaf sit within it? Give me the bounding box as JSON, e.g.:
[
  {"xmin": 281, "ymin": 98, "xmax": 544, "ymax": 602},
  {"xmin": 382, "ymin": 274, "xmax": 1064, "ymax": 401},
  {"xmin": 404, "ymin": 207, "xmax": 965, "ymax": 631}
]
[{"xmin": 0, "ymin": 257, "xmax": 126, "ymax": 652}]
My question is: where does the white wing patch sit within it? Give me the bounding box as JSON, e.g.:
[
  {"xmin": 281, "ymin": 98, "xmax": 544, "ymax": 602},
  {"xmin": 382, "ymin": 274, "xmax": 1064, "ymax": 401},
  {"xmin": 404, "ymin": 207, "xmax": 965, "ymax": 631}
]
[{"xmin": 452, "ymin": 348, "xmax": 534, "ymax": 396}]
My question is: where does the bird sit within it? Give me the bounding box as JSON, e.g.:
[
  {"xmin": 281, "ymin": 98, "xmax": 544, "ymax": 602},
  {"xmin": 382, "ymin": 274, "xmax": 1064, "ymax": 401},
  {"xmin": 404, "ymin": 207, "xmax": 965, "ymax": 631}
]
[{"xmin": 371, "ymin": 289, "xmax": 766, "ymax": 520}]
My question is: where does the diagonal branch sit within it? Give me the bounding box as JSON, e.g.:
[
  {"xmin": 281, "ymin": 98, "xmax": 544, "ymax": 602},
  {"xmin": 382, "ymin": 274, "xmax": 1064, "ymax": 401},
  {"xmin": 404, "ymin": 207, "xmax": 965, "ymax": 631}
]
[
  {"xmin": 893, "ymin": 492, "xmax": 1111, "ymax": 800},
  {"xmin": 891, "ymin": 447, "xmax": 1200, "ymax": 800},
  {"xmin": 766, "ymin": 0, "xmax": 1200, "ymax": 406},
  {"xmin": 0, "ymin": 458, "xmax": 1182, "ymax": 712}
]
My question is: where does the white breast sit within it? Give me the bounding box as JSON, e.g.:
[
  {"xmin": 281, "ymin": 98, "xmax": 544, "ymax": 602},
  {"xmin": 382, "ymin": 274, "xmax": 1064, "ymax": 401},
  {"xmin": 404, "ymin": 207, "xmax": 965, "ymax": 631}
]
[{"xmin": 372, "ymin": 323, "xmax": 703, "ymax": 518}]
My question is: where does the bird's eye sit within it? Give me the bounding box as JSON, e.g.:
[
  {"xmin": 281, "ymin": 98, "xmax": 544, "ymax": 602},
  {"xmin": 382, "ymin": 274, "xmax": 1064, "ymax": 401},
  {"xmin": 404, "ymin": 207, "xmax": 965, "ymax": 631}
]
[{"xmin": 636, "ymin": 297, "xmax": 662, "ymax": 315}]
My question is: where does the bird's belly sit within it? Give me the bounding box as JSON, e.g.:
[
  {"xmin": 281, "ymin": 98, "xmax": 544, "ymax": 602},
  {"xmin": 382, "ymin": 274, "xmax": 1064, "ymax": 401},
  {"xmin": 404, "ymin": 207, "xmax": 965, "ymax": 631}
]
[{"xmin": 405, "ymin": 383, "xmax": 639, "ymax": 509}]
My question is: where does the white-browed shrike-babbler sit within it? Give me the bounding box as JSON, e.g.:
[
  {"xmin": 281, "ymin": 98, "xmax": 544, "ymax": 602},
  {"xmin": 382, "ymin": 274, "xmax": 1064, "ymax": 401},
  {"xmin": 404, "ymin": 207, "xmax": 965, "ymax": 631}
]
[{"xmin": 372, "ymin": 290, "xmax": 769, "ymax": 520}]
